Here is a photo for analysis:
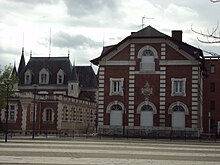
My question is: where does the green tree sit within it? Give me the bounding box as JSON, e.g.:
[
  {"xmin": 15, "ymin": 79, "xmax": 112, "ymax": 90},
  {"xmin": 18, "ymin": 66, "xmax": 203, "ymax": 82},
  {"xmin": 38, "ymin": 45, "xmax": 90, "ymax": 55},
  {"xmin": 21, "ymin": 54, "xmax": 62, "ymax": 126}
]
[{"xmin": 0, "ymin": 64, "xmax": 18, "ymax": 109}]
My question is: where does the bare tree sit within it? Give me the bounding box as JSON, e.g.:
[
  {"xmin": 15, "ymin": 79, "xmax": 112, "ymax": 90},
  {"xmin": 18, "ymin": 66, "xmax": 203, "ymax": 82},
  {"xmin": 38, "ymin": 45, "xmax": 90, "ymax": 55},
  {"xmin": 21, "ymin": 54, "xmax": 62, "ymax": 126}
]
[
  {"xmin": 191, "ymin": 23, "xmax": 220, "ymax": 44},
  {"xmin": 210, "ymin": 0, "xmax": 220, "ymax": 3},
  {"xmin": 190, "ymin": 0, "xmax": 220, "ymax": 56}
]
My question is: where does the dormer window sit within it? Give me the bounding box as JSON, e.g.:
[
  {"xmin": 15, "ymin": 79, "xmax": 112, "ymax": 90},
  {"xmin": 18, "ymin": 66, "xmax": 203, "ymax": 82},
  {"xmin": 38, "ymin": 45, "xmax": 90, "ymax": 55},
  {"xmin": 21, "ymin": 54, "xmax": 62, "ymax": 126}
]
[
  {"xmin": 137, "ymin": 45, "xmax": 158, "ymax": 72},
  {"xmin": 57, "ymin": 69, "xmax": 64, "ymax": 84},
  {"xmin": 24, "ymin": 69, "xmax": 32, "ymax": 84},
  {"xmin": 39, "ymin": 68, "xmax": 49, "ymax": 84},
  {"xmin": 41, "ymin": 74, "xmax": 47, "ymax": 83}
]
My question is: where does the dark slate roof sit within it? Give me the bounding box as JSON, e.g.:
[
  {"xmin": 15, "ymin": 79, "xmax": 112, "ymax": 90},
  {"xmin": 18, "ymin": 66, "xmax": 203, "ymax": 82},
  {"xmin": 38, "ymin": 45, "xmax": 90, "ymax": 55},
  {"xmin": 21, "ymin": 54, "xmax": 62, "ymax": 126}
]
[
  {"xmin": 130, "ymin": 26, "xmax": 168, "ymax": 38},
  {"xmin": 19, "ymin": 57, "xmax": 76, "ymax": 85},
  {"xmin": 18, "ymin": 47, "xmax": 25, "ymax": 73},
  {"xmin": 91, "ymin": 26, "xmax": 203, "ymax": 65},
  {"xmin": 76, "ymin": 66, "xmax": 98, "ymax": 89}
]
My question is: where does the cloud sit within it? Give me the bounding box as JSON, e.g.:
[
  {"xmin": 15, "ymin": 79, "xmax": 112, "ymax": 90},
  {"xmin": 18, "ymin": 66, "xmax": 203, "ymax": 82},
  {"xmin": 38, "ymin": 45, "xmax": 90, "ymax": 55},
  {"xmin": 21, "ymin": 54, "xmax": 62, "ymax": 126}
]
[
  {"xmin": 10, "ymin": 0, "xmax": 59, "ymax": 5},
  {"xmin": 52, "ymin": 31, "xmax": 102, "ymax": 49},
  {"xmin": 63, "ymin": 0, "xmax": 119, "ymax": 18}
]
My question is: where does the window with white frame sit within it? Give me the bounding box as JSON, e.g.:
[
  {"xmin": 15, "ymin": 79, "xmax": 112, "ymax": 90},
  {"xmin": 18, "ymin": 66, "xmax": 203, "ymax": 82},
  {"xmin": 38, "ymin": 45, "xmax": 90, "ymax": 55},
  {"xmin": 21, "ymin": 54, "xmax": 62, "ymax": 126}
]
[
  {"xmin": 42, "ymin": 108, "xmax": 54, "ymax": 123},
  {"xmin": 24, "ymin": 69, "xmax": 32, "ymax": 84},
  {"xmin": 46, "ymin": 109, "xmax": 52, "ymax": 121},
  {"xmin": 141, "ymin": 49, "xmax": 155, "ymax": 72},
  {"xmin": 9, "ymin": 105, "xmax": 15, "ymax": 121},
  {"xmin": 210, "ymin": 64, "xmax": 215, "ymax": 74},
  {"xmin": 109, "ymin": 78, "xmax": 124, "ymax": 96},
  {"xmin": 137, "ymin": 45, "xmax": 158, "ymax": 72},
  {"xmin": 171, "ymin": 78, "xmax": 186, "ymax": 96},
  {"xmin": 110, "ymin": 104, "xmax": 123, "ymax": 126},
  {"xmin": 1, "ymin": 104, "xmax": 17, "ymax": 122},
  {"xmin": 57, "ymin": 69, "xmax": 64, "ymax": 84},
  {"xmin": 39, "ymin": 68, "xmax": 49, "ymax": 84}
]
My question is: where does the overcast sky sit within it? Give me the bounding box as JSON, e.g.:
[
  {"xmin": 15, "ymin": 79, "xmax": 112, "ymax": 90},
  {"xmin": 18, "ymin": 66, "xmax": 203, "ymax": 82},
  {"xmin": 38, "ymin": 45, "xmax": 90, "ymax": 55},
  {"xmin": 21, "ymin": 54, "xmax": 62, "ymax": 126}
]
[{"xmin": 0, "ymin": 0, "xmax": 220, "ymax": 72}]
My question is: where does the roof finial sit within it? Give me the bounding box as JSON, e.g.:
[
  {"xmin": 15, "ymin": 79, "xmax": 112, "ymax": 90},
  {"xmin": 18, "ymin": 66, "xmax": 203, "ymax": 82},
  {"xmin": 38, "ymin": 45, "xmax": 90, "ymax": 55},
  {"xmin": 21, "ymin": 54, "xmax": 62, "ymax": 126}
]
[
  {"xmin": 68, "ymin": 49, "xmax": 70, "ymax": 58},
  {"xmin": 30, "ymin": 50, "xmax": 32, "ymax": 58}
]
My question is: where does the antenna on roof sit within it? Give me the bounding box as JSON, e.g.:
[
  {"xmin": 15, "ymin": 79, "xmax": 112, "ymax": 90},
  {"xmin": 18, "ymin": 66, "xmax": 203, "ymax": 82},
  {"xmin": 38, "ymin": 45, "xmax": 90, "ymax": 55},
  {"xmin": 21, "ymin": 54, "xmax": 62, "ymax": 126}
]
[
  {"xmin": 68, "ymin": 49, "xmax": 70, "ymax": 58},
  {"xmin": 49, "ymin": 28, "xmax": 52, "ymax": 57},
  {"xmin": 102, "ymin": 32, "xmax": 105, "ymax": 48},
  {"xmin": 141, "ymin": 16, "xmax": 154, "ymax": 29}
]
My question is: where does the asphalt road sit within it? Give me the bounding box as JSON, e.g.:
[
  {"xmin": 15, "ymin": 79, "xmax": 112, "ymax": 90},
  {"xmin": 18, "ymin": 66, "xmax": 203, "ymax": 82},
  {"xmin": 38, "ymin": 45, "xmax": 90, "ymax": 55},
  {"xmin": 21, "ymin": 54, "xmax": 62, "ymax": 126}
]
[{"xmin": 0, "ymin": 137, "xmax": 220, "ymax": 164}]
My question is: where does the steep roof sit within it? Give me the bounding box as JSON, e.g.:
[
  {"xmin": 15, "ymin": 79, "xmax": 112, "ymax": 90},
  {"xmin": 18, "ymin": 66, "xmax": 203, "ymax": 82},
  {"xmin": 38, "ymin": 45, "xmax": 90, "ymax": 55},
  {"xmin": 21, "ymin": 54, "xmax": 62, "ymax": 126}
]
[
  {"xmin": 76, "ymin": 66, "xmax": 98, "ymax": 89},
  {"xmin": 19, "ymin": 57, "xmax": 74, "ymax": 85},
  {"xmin": 91, "ymin": 26, "xmax": 203, "ymax": 65},
  {"xmin": 18, "ymin": 47, "xmax": 25, "ymax": 73}
]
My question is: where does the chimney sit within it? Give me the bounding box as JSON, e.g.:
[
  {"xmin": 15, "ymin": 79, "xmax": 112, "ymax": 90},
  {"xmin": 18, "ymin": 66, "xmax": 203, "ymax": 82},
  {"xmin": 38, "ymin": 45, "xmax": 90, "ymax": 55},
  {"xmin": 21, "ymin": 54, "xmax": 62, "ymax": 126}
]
[{"xmin": 172, "ymin": 30, "xmax": 182, "ymax": 42}]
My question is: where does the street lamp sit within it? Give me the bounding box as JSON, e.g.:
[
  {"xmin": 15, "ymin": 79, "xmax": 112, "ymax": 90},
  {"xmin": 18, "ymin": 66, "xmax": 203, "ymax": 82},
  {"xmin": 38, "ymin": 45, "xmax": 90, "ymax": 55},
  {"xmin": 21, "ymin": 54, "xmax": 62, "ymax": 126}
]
[
  {"xmin": 3, "ymin": 78, "xmax": 12, "ymax": 143},
  {"xmin": 32, "ymin": 84, "xmax": 38, "ymax": 139}
]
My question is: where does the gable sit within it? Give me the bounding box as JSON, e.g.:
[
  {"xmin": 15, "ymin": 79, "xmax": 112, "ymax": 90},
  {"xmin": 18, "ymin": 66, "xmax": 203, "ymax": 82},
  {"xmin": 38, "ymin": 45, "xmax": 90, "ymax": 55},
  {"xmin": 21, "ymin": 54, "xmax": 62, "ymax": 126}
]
[
  {"xmin": 91, "ymin": 26, "xmax": 203, "ymax": 66},
  {"xmin": 166, "ymin": 43, "xmax": 193, "ymax": 60}
]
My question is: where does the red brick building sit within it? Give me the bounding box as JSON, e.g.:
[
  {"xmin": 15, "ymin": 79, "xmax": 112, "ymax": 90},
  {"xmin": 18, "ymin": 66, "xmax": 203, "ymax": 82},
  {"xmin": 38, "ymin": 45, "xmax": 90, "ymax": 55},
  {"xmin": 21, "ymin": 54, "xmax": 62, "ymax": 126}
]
[
  {"xmin": 0, "ymin": 51, "xmax": 98, "ymax": 135},
  {"xmin": 203, "ymin": 57, "xmax": 220, "ymax": 135},
  {"xmin": 91, "ymin": 26, "xmax": 205, "ymax": 137}
]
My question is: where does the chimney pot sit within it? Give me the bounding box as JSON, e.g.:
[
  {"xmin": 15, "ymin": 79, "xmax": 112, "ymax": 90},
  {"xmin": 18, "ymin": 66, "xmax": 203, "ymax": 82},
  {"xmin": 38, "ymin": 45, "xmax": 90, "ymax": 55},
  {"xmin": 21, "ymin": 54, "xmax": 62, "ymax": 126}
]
[{"xmin": 172, "ymin": 30, "xmax": 182, "ymax": 42}]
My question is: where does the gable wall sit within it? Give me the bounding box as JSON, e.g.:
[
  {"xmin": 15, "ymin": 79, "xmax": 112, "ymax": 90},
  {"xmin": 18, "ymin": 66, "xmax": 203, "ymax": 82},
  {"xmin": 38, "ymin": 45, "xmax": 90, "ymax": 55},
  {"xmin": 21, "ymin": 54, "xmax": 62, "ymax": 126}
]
[{"xmin": 98, "ymin": 39, "xmax": 202, "ymax": 131}]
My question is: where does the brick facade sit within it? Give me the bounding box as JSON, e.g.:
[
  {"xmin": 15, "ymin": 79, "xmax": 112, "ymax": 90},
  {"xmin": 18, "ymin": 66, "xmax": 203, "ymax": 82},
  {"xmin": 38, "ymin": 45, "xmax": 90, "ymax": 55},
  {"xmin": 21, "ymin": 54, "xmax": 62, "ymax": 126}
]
[{"xmin": 91, "ymin": 26, "xmax": 204, "ymax": 137}]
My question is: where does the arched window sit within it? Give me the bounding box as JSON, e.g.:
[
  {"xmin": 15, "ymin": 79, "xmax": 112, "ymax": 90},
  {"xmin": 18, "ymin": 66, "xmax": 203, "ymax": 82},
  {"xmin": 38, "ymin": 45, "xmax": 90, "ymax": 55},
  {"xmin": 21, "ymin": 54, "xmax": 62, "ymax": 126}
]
[
  {"xmin": 110, "ymin": 104, "xmax": 123, "ymax": 126},
  {"xmin": 137, "ymin": 101, "xmax": 157, "ymax": 127},
  {"xmin": 138, "ymin": 45, "xmax": 158, "ymax": 72},
  {"xmin": 140, "ymin": 105, "xmax": 154, "ymax": 127},
  {"xmin": 168, "ymin": 102, "xmax": 188, "ymax": 128}
]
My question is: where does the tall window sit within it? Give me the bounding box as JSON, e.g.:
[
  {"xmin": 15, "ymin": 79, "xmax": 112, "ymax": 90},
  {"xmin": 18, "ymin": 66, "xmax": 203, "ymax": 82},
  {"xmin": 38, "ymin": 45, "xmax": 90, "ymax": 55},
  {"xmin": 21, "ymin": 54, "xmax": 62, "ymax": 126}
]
[
  {"xmin": 9, "ymin": 105, "xmax": 15, "ymax": 121},
  {"xmin": 110, "ymin": 104, "xmax": 123, "ymax": 126},
  {"xmin": 109, "ymin": 78, "xmax": 124, "ymax": 96},
  {"xmin": 57, "ymin": 69, "xmax": 64, "ymax": 84},
  {"xmin": 24, "ymin": 69, "xmax": 32, "ymax": 84},
  {"xmin": 210, "ymin": 64, "xmax": 215, "ymax": 73},
  {"xmin": 46, "ymin": 109, "xmax": 52, "ymax": 121},
  {"xmin": 113, "ymin": 81, "xmax": 120, "ymax": 93},
  {"xmin": 43, "ymin": 108, "xmax": 54, "ymax": 123},
  {"xmin": 171, "ymin": 78, "xmax": 186, "ymax": 96},
  {"xmin": 140, "ymin": 105, "xmax": 154, "ymax": 127},
  {"xmin": 140, "ymin": 50, "xmax": 155, "ymax": 72},
  {"xmin": 210, "ymin": 100, "xmax": 215, "ymax": 110},
  {"xmin": 172, "ymin": 105, "xmax": 185, "ymax": 128},
  {"xmin": 39, "ymin": 68, "xmax": 49, "ymax": 84},
  {"xmin": 41, "ymin": 74, "xmax": 47, "ymax": 83},
  {"xmin": 58, "ymin": 75, "xmax": 63, "ymax": 84},
  {"xmin": 210, "ymin": 82, "xmax": 215, "ymax": 92}
]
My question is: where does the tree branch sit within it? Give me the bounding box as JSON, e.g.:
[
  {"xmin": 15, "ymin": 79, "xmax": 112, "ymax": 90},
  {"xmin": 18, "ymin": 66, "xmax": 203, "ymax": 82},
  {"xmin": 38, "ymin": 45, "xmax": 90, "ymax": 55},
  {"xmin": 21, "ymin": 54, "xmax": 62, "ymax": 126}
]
[
  {"xmin": 191, "ymin": 23, "xmax": 220, "ymax": 43},
  {"xmin": 210, "ymin": 0, "xmax": 220, "ymax": 3}
]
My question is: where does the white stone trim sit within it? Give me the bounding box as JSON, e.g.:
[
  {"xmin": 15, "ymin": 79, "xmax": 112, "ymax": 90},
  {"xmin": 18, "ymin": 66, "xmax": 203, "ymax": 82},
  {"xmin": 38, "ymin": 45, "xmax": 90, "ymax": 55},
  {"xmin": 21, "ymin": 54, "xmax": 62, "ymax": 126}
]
[
  {"xmin": 171, "ymin": 78, "xmax": 186, "ymax": 97},
  {"xmin": 168, "ymin": 101, "xmax": 189, "ymax": 115},
  {"xmin": 99, "ymin": 60, "xmax": 136, "ymax": 66},
  {"xmin": 137, "ymin": 101, "xmax": 157, "ymax": 114},
  {"xmin": 137, "ymin": 45, "xmax": 158, "ymax": 59},
  {"xmin": 160, "ymin": 60, "xmax": 199, "ymax": 65},
  {"xmin": 129, "ymin": 67, "xmax": 135, "ymax": 71}
]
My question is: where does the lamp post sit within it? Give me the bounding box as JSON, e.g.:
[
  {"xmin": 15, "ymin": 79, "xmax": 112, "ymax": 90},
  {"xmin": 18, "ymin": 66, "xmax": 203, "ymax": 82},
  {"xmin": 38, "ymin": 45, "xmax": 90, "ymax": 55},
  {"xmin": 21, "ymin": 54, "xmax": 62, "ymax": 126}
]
[
  {"xmin": 32, "ymin": 84, "xmax": 38, "ymax": 139},
  {"xmin": 3, "ymin": 78, "xmax": 12, "ymax": 143}
]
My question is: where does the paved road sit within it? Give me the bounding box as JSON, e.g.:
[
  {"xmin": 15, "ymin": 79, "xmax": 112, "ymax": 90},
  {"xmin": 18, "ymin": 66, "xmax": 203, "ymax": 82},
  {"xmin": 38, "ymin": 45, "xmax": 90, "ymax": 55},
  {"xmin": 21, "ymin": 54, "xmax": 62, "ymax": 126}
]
[{"xmin": 0, "ymin": 138, "xmax": 220, "ymax": 164}]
